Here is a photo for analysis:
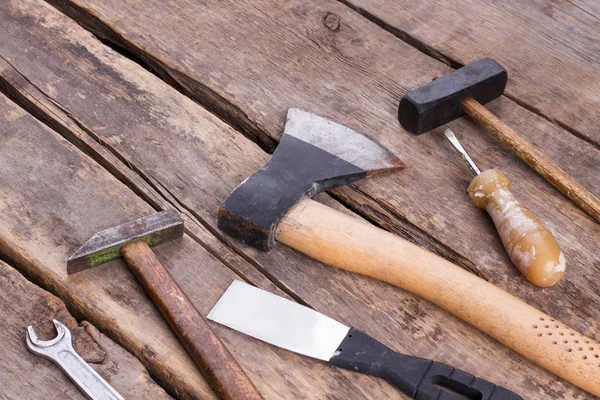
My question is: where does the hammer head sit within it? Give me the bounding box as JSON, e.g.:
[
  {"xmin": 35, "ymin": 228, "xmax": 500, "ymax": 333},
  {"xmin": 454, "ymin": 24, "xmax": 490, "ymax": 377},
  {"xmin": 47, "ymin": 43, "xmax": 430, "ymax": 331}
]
[
  {"xmin": 67, "ymin": 209, "xmax": 184, "ymax": 274},
  {"xmin": 398, "ymin": 58, "xmax": 507, "ymax": 134},
  {"xmin": 218, "ymin": 109, "xmax": 403, "ymax": 251}
]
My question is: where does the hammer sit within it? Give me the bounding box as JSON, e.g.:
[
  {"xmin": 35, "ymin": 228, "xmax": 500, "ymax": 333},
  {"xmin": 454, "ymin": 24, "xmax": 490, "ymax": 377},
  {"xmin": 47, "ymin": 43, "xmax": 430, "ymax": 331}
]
[
  {"xmin": 218, "ymin": 109, "xmax": 600, "ymax": 396},
  {"xmin": 68, "ymin": 210, "xmax": 263, "ymax": 400},
  {"xmin": 398, "ymin": 58, "xmax": 600, "ymax": 223}
]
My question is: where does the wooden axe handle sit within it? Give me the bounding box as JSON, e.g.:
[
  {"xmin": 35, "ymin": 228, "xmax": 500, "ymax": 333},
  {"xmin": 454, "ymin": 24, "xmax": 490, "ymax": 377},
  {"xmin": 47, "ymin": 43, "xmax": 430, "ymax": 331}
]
[
  {"xmin": 462, "ymin": 97, "xmax": 600, "ymax": 223},
  {"xmin": 121, "ymin": 241, "xmax": 263, "ymax": 400},
  {"xmin": 276, "ymin": 198, "xmax": 600, "ymax": 396}
]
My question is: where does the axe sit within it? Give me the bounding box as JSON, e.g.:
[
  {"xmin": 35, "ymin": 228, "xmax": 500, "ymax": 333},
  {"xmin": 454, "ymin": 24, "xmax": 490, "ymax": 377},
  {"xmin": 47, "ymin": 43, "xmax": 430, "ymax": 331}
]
[
  {"xmin": 398, "ymin": 58, "xmax": 600, "ymax": 223},
  {"xmin": 219, "ymin": 109, "xmax": 600, "ymax": 396},
  {"xmin": 68, "ymin": 210, "xmax": 263, "ymax": 400}
]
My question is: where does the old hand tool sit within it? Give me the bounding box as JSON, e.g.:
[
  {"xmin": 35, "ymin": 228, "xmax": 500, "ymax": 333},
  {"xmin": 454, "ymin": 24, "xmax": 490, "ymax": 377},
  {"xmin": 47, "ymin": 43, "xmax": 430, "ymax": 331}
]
[
  {"xmin": 398, "ymin": 58, "xmax": 600, "ymax": 223},
  {"xmin": 218, "ymin": 109, "xmax": 600, "ymax": 396},
  {"xmin": 68, "ymin": 210, "xmax": 263, "ymax": 400},
  {"xmin": 443, "ymin": 128, "xmax": 565, "ymax": 287},
  {"xmin": 209, "ymin": 280, "xmax": 522, "ymax": 400},
  {"xmin": 26, "ymin": 319, "xmax": 124, "ymax": 400}
]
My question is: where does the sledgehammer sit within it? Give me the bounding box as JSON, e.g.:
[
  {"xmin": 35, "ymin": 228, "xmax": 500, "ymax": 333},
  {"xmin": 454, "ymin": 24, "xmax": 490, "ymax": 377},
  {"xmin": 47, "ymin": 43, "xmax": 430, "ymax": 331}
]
[
  {"xmin": 219, "ymin": 109, "xmax": 600, "ymax": 396},
  {"xmin": 398, "ymin": 58, "xmax": 600, "ymax": 223},
  {"xmin": 68, "ymin": 210, "xmax": 263, "ymax": 400}
]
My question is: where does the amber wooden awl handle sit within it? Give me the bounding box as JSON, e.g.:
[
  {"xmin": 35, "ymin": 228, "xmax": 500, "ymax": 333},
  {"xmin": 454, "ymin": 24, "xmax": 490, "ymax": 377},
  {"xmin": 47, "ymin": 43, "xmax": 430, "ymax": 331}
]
[
  {"xmin": 468, "ymin": 169, "xmax": 565, "ymax": 287},
  {"xmin": 121, "ymin": 241, "xmax": 263, "ymax": 400},
  {"xmin": 277, "ymin": 199, "xmax": 600, "ymax": 396},
  {"xmin": 443, "ymin": 128, "xmax": 565, "ymax": 287}
]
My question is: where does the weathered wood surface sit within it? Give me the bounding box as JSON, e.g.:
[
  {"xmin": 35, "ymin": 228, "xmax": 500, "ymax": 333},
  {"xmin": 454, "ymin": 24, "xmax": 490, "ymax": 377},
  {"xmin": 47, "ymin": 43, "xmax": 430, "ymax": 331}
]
[
  {"xmin": 46, "ymin": 0, "xmax": 599, "ymax": 324},
  {"xmin": 342, "ymin": 0, "xmax": 600, "ymax": 146},
  {"xmin": 0, "ymin": 259, "xmax": 171, "ymax": 400},
  {"xmin": 0, "ymin": 23, "xmax": 414, "ymax": 400},
  {"xmin": 0, "ymin": 0, "xmax": 597, "ymax": 399}
]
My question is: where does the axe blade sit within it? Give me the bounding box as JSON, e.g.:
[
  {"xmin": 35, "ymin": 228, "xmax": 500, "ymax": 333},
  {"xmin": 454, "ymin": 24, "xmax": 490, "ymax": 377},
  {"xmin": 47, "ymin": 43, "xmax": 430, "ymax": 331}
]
[
  {"xmin": 218, "ymin": 109, "xmax": 403, "ymax": 251},
  {"xmin": 283, "ymin": 109, "xmax": 403, "ymax": 174},
  {"xmin": 67, "ymin": 209, "xmax": 184, "ymax": 274}
]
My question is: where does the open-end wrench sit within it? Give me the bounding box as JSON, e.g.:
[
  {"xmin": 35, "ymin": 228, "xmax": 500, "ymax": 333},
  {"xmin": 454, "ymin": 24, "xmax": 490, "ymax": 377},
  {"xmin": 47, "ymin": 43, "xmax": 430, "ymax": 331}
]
[{"xmin": 26, "ymin": 320, "xmax": 124, "ymax": 400}]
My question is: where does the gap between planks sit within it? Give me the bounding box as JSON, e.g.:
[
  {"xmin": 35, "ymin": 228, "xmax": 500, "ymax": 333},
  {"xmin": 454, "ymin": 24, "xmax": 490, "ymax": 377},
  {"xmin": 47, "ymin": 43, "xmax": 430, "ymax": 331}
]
[
  {"xmin": 37, "ymin": 0, "xmax": 494, "ymax": 277},
  {"xmin": 0, "ymin": 49, "xmax": 484, "ymax": 311},
  {"xmin": 0, "ymin": 55, "xmax": 313, "ymax": 312},
  {"xmin": 42, "ymin": 0, "xmax": 600, "ymax": 154}
]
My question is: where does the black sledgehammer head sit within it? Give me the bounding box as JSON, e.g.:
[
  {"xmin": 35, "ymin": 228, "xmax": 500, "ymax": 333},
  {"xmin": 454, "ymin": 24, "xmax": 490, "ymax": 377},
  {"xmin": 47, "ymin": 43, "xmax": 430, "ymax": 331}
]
[
  {"xmin": 398, "ymin": 58, "xmax": 507, "ymax": 134},
  {"xmin": 67, "ymin": 209, "xmax": 184, "ymax": 274},
  {"xmin": 218, "ymin": 109, "xmax": 403, "ymax": 251}
]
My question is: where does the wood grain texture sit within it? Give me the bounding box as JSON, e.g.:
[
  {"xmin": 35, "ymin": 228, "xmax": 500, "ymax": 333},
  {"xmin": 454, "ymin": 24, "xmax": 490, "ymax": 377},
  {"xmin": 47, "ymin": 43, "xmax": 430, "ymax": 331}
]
[
  {"xmin": 43, "ymin": 0, "xmax": 600, "ymax": 290},
  {"xmin": 342, "ymin": 0, "xmax": 600, "ymax": 145},
  {"xmin": 0, "ymin": 259, "xmax": 171, "ymax": 400},
  {"xmin": 0, "ymin": 1, "xmax": 596, "ymax": 398},
  {"xmin": 121, "ymin": 241, "xmax": 264, "ymax": 400},
  {"xmin": 0, "ymin": 12, "xmax": 418, "ymax": 400},
  {"xmin": 45, "ymin": 0, "xmax": 599, "ymax": 341}
]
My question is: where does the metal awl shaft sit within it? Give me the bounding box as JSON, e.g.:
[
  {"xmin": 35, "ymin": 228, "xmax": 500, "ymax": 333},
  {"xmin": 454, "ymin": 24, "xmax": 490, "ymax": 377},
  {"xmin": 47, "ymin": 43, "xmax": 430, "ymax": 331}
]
[{"xmin": 443, "ymin": 128, "xmax": 480, "ymax": 176}]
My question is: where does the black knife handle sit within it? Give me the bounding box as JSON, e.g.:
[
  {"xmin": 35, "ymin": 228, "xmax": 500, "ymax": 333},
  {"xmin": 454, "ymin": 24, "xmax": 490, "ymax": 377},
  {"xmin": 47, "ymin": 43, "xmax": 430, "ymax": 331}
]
[{"xmin": 329, "ymin": 328, "xmax": 522, "ymax": 400}]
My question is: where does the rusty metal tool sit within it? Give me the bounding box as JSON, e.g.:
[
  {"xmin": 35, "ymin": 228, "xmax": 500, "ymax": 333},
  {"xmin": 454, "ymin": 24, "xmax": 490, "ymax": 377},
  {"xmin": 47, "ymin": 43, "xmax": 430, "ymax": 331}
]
[
  {"xmin": 443, "ymin": 128, "xmax": 565, "ymax": 287},
  {"xmin": 68, "ymin": 210, "xmax": 263, "ymax": 400},
  {"xmin": 209, "ymin": 280, "xmax": 522, "ymax": 400},
  {"xmin": 398, "ymin": 58, "xmax": 600, "ymax": 223},
  {"xmin": 218, "ymin": 108, "xmax": 600, "ymax": 396},
  {"xmin": 26, "ymin": 319, "xmax": 124, "ymax": 400}
]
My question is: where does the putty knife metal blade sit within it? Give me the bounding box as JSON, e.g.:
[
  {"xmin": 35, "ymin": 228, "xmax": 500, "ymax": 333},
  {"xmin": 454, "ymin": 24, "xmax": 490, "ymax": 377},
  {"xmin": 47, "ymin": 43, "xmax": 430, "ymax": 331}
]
[{"xmin": 207, "ymin": 280, "xmax": 349, "ymax": 361}]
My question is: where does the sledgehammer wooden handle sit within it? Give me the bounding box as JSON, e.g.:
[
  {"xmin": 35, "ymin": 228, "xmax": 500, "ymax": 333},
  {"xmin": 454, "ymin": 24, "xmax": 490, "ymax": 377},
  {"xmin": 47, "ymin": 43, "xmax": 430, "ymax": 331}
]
[
  {"xmin": 277, "ymin": 199, "xmax": 600, "ymax": 396},
  {"xmin": 462, "ymin": 98, "xmax": 600, "ymax": 223},
  {"xmin": 121, "ymin": 241, "xmax": 263, "ymax": 400}
]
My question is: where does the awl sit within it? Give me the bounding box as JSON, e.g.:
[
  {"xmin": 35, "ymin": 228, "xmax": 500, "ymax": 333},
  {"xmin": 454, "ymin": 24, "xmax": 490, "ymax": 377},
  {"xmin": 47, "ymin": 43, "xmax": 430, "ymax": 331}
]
[
  {"xmin": 208, "ymin": 280, "xmax": 522, "ymax": 400},
  {"xmin": 443, "ymin": 128, "xmax": 565, "ymax": 287}
]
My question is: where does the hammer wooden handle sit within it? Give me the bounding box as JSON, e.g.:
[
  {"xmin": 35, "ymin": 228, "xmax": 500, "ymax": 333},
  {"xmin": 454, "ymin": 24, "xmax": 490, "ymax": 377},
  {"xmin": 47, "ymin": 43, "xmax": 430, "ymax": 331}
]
[
  {"xmin": 276, "ymin": 198, "xmax": 600, "ymax": 396},
  {"xmin": 468, "ymin": 169, "xmax": 565, "ymax": 287},
  {"xmin": 121, "ymin": 241, "xmax": 263, "ymax": 400},
  {"xmin": 462, "ymin": 97, "xmax": 600, "ymax": 223}
]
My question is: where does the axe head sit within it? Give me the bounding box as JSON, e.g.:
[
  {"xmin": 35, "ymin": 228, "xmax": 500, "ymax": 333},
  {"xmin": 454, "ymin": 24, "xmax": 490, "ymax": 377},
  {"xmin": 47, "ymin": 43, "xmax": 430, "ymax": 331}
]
[
  {"xmin": 218, "ymin": 109, "xmax": 403, "ymax": 251},
  {"xmin": 398, "ymin": 58, "xmax": 507, "ymax": 134},
  {"xmin": 67, "ymin": 209, "xmax": 184, "ymax": 274}
]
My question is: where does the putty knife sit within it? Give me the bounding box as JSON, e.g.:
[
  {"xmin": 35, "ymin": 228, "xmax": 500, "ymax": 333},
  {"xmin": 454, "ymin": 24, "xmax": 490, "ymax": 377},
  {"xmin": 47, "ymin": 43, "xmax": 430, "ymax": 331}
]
[{"xmin": 208, "ymin": 280, "xmax": 521, "ymax": 400}]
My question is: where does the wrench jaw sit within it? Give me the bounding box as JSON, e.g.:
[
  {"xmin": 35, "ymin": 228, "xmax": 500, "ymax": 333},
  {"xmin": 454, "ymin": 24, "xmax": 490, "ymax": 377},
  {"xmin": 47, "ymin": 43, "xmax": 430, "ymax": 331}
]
[
  {"xmin": 25, "ymin": 319, "xmax": 125, "ymax": 400},
  {"xmin": 26, "ymin": 319, "xmax": 71, "ymax": 359}
]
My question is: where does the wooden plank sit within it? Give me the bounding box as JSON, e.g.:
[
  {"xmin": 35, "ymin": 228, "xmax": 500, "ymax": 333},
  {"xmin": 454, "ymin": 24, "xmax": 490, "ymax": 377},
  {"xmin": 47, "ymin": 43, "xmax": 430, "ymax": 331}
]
[
  {"xmin": 43, "ymin": 0, "xmax": 600, "ymax": 323},
  {"xmin": 0, "ymin": 1, "xmax": 596, "ymax": 398},
  {"xmin": 0, "ymin": 259, "xmax": 171, "ymax": 400},
  {"xmin": 340, "ymin": 0, "xmax": 600, "ymax": 145},
  {"xmin": 0, "ymin": 28, "xmax": 416, "ymax": 400}
]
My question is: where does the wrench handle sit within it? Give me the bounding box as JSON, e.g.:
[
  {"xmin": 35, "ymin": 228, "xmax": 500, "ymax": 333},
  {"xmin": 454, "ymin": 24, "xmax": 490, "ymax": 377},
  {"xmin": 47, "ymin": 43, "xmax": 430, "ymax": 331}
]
[
  {"xmin": 276, "ymin": 198, "xmax": 600, "ymax": 396},
  {"xmin": 121, "ymin": 240, "xmax": 264, "ymax": 400},
  {"xmin": 54, "ymin": 343, "xmax": 124, "ymax": 400}
]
